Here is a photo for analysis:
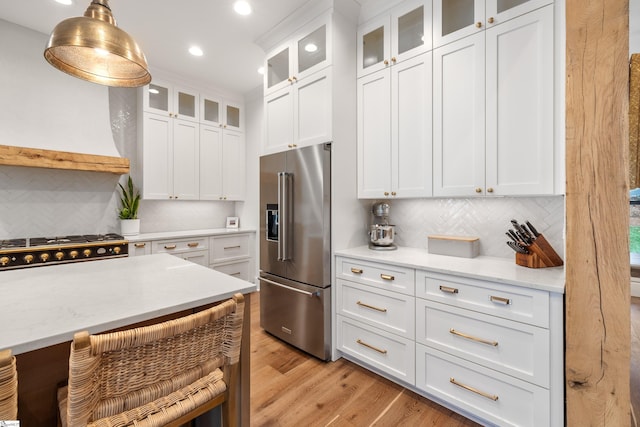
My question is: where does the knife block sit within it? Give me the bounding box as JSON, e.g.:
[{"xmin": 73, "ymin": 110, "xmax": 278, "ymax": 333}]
[{"xmin": 515, "ymin": 234, "xmax": 564, "ymax": 268}]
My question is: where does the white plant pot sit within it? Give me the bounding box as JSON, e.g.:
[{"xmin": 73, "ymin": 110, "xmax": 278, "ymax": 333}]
[{"xmin": 120, "ymin": 219, "xmax": 140, "ymax": 236}]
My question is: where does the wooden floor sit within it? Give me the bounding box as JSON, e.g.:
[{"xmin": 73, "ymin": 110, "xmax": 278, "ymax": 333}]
[
  {"xmin": 632, "ymin": 297, "xmax": 640, "ymax": 427},
  {"xmin": 249, "ymin": 292, "xmax": 479, "ymax": 427}
]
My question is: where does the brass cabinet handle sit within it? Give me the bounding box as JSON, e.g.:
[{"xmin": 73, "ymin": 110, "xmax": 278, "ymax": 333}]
[
  {"xmin": 292, "ymin": 76, "xmax": 297, "ymax": 81},
  {"xmin": 380, "ymin": 274, "xmax": 395, "ymax": 281},
  {"xmin": 384, "ymin": 191, "xmax": 389, "ymax": 196},
  {"xmin": 450, "ymin": 378, "xmax": 498, "ymax": 401},
  {"xmin": 475, "ymin": 187, "xmax": 482, "ymax": 193},
  {"xmin": 488, "ymin": 17, "xmax": 495, "ymax": 24},
  {"xmin": 384, "ymin": 59, "xmax": 389, "ymax": 65},
  {"xmin": 475, "ymin": 21, "xmax": 482, "ymax": 28},
  {"xmin": 487, "ymin": 187, "xmax": 494, "ymax": 193},
  {"xmin": 351, "ymin": 267, "xmax": 363, "ymax": 274},
  {"xmin": 187, "ymin": 242, "xmax": 199, "ymax": 248},
  {"xmin": 224, "ymin": 245, "xmax": 241, "ymax": 250},
  {"xmin": 391, "ymin": 57, "xmax": 397, "ymax": 63},
  {"xmin": 449, "ymin": 328, "xmax": 498, "ymax": 347},
  {"xmin": 391, "ymin": 191, "xmax": 397, "ymax": 196},
  {"xmin": 439, "ymin": 285, "xmax": 459, "ymax": 294},
  {"xmin": 230, "ymin": 272, "xmax": 242, "ymax": 276},
  {"xmin": 164, "ymin": 244, "xmax": 177, "ymax": 250},
  {"xmin": 490, "ymin": 295, "xmax": 511, "ymax": 305},
  {"xmin": 357, "ymin": 301, "xmax": 388, "ymax": 313},
  {"xmin": 356, "ymin": 339, "xmax": 387, "ymax": 354},
  {"xmin": 134, "ymin": 243, "xmax": 146, "ymax": 248},
  {"xmin": 288, "ymin": 77, "xmax": 293, "ymax": 82}
]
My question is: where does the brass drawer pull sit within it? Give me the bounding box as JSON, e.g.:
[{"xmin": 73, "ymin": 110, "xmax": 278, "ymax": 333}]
[
  {"xmin": 187, "ymin": 242, "xmax": 199, "ymax": 248},
  {"xmin": 356, "ymin": 301, "xmax": 388, "ymax": 313},
  {"xmin": 230, "ymin": 272, "xmax": 241, "ymax": 276},
  {"xmin": 450, "ymin": 378, "xmax": 498, "ymax": 401},
  {"xmin": 351, "ymin": 267, "xmax": 363, "ymax": 274},
  {"xmin": 224, "ymin": 245, "xmax": 241, "ymax": 250},
  {"xmin": 164, "ymin": 244, "xmax": 177, "ymax": 250},
  {"xmin": 356, "ymin": 339, "xmax": 387, "ymax": 354},
  {"xmin": 490, "ymin": 295, "xmax": 511, "ymax": 305},
  {"xmin": 380, "ymin": 274, "xmax": 395, "ymax": 281},
  {"xmin": 449, "ymin": 328, "xmax": 498, "ymax": 347},
  {"xmin": 134, "ymin": 243, "xmax": 146, "ymax": 248},
  {"xmin": 439, "ymin": 285, "xmax": 459, "ymax": 294}
]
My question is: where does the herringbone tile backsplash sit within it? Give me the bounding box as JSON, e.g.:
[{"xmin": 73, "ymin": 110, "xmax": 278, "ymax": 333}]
[{"xmin": 363, "ymin": 196, "xmax": 565, "ymax": 258}]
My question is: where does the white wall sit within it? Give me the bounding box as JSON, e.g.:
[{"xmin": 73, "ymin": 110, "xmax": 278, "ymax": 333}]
[{"xmin": 0, "ymin": 19, "xmax": 237, "ymax": 238}]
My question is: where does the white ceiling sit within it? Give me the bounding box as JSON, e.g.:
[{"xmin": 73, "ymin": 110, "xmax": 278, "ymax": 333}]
[{"xmin": 0, "ymin": 0, "xmax": 320, "ymax": 94}]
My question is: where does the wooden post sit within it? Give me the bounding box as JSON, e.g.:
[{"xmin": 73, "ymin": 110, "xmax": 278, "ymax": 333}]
[{"xmin": 565, "ymin": 0, "xmax": 631, "ymax": 425}]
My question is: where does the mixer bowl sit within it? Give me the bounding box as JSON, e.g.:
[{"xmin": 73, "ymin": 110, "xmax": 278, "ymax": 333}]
[{"xmin": 370, "ymin": 224, "xmax": 395, "ymax": 246}]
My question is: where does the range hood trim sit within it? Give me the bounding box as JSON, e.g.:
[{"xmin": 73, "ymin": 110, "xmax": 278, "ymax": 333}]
[{"xmin": 0, "ymin": 144, "xmax": 129, "ymax": 175}]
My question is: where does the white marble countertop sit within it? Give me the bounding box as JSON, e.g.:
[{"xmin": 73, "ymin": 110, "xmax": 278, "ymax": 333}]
[
  {"xmin": 126, "ymin": 228, "xmax": 256, "ymax": 242},
  {"xmin": 0, "ymin": 254, "xmax": 257, "ymax": 355},
  {"xmin": 335, "ymin": 246, "xmax": 565, "ymax": 294}
]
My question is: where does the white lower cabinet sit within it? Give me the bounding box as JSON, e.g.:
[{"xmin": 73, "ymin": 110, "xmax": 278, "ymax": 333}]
[
  {"xmin": 209, "ymin": 233, "xmax": 253, "ymax": 281},
  {"xmin": 128, "ymin": 241, "xmax": 151, "ymax": 256},
  {"xmin": 335, "ymin": 255, "xmax": 563, "ymax": 426}
]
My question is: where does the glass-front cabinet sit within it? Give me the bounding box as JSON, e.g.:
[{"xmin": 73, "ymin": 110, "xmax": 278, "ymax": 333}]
[
  {"xmin": 264, "ymin": 15, "xmax": 331, "ymax": 95},
  {"xmin": 200, "ymin": 95, "xmax": 243, "ymax": 132},
  {"xmin": 357, "ymin": 0, "xmax": 432, "ymax": 78},
  {"xmin": 433, "ymin": 0, "xmax": 552, "ymax": 47},
  {"xmin": 142, "ymin": 80, "xmax": 199, "ymax": 122}
]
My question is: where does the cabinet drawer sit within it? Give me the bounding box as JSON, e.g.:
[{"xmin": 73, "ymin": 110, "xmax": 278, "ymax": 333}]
[
  {"xmin": 175, "ymin": 249, "xmax": 208, "ymax": 267},
  {"xmin": 337, "ymin": 315, "xmax": 415, "ymax": 385},
  {"xmin": 213, "ymin": 260, "xmax": 250, "ymax": 281},
  {"xmin": 336, "ymin": 257, "xmax": 415, "ymax": 296},
  {"xmin": 128, "ymin": 241, "xmax": 151, "ymax": 256},
  {"xmin": 152, "ymin": 237, "xmax": 208, "ymax": 254},
  {"xmin": 416, "ymin": 345, "xmax": 549, "ymax": 427},
  {"xmin": 210, "ymin": 234, "xmax": 250, "ymax": 264},
  {"xmin": 416, "ymin": 271, "xmax": 549, "ymax": 327},
  {"xmin": 337, "ymin": 279, "xmax": 414, "ymax": 339},
  {"xmin": 416, "ymin": 299, "xmax": 549, "ymax": 387}
]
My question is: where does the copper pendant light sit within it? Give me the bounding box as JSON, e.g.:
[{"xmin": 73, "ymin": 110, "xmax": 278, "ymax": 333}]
[{"xmin": 44, "ymin": 0, "xmax": 151, "ymax": 87}]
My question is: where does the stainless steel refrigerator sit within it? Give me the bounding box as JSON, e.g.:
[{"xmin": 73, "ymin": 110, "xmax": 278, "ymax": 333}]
[{"xmin": 259, "ymin": 143, "xmax": 331, "ymax": 360}]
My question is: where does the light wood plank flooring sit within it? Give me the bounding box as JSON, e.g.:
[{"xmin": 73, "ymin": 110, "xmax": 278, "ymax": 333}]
[{"xmin": 249, "ymin": 292, "xmax": 480, "ymax": 427}]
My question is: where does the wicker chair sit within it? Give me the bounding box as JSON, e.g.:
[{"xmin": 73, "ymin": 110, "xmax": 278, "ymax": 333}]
[
  {"xmin": 0, "ymin": 349, "xmax": 18, "ymax": 421},
  {"xmin": 58, "ymin": 293, "xmax": 245, "ymax": 427}
]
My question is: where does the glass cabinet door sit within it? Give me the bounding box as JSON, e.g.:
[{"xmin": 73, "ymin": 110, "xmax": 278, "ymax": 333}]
[
  {"xmin": 201, "ymin": 95, "xmax": 221, "ymax": 126},
  {"xmin": 297, "ymin": 25, "xmax": 327, "ymax": 74},
  {"xmin": 225, "ymin": 103, "xmax": 242, "ymax": 132},
  {"xmin": 433, "ymin": 0, "xmax": 484, "ymax": 48},
  {"xmin": 144, "ymin": 82, "xmax": 171, "ymax": 116},
  {"xmin": 266, "ymin": 47, "xmax": 290, "ymax": 92},
  {"xmin": 392, "ymin": 0, "xmax": 431, "ymax": 62},
  {"xmin": 357, "ymin": 15, "xmax": 390, "ymax": 78},
  {"xmin": 176, "ymin": 89, "xmax": 198, "ymax": 122},
  {"xmin": 485, "ymin": 0, "xmax": 552, "ymax": 25}
]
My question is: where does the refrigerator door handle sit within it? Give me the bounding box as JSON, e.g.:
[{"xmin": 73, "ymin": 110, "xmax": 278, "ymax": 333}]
[
  {"xmin": 278, "ymin": 172, "xmax": 291, "ymax": 261},
  {"xmin": 258, "ymin": 276, "xmax": 318, "ymax": 297}
]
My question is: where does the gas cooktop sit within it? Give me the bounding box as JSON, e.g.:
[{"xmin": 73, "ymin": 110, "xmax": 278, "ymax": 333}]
[{"xmin": 0, "ymin": 233, "xmax": 128, "ymax": 270}]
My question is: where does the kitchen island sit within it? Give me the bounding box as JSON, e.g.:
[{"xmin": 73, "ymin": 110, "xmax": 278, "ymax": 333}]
[{"xmin": 0, "ymin": 254, "xmax": 256, "ymax": 426}]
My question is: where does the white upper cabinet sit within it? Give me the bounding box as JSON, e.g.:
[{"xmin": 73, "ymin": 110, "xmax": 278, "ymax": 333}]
[
  {"xmin": 264, "ymin": 15, "xmax": 331, "ymax": 96},
  {"xmin": 433, "ymin": 0, "xmax": 552, "ymax": 48},
  {"xmin": 358, "ymin": 52, "xmax": 433, "ymax": 199},
  {"xmin": 433, "ymin": 4, "xmax": 554, "ymax": 196},
  {"xmin": 142, "ymin": 80, "xmax": 199, "ymax": 122},
  {"xmin": 200, "ymin": 125, "xmax": 246, "ymax": 201},
  {"xmin": 200, "ymin": 94, "xmax": 244, "ymax": 133},
  {"xmin": 357, "ymin": 0, "xmax": 432, "ymax": 78}
]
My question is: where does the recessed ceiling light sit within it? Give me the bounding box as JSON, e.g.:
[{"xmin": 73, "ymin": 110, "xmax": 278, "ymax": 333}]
[
  {"xmin": 54, "ymin": 0, "xmax": 73, "ymax": 5},
  {"xmin": 234, "ymin": 1, "xmax": 252, "ymax": 15},
  {"xmin": 257, "ymin": 66, "xmax": 265, "ymax": 75},
  {"xmin": 304, "ymin": 43, "xmax": 318, "ymax": 53},
  {"xmin": 189, "ymin": 46, "xmax": 204, "ymax": 57}
]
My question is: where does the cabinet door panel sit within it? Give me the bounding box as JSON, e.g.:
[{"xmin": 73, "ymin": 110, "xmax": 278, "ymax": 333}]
[
  {"xmin": 486, "ymin": 0, "xmax": 552, "ymax": 25},
  {"xmin": 357, "ymin": 70, "xmax": 392, "ymax": 198},
  {"xmin": 392, "ymin": 0, "xmax": 432, "ymax": 60},
  {"xmin": 172, "ymin": 120, "xmax": 199, "ymax": 200},
  {"xmin": 357, "ymin": 15, "xmax": 391, "ymax": 78},
  {"xmin": 392, "ymin": 52, "xmax": 432, "ymax": 197},
  {"xmin": 295, "ymin": 70, "xmax": 332, "ymax": 148},
  {"xmin": 141, "ymin": 113, "xmax": 173, "ymax": 200},
  {"xmin": 263, "ymin": 88, "xmax": 294, "ymax": 154},
  {"xmin": 485, "ymin": 5, "xmax": 553, "ymax": 195},
  {"xmin": 199, "ymin": 125, "xmax": 223, "ymax": 200},
  {"xmin": 433, "ymin": 0, "xmax": 484, "ymax": 47},
  {"xmin": 222, "ymin": 130, "xmax": 246, "ymax": 201},
  {"xmin": 433, "ymin": 33, "xmax": 485, "ymax": 197}
]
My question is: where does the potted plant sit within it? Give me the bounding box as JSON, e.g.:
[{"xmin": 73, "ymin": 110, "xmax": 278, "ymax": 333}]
[{"xmin": 118, "ymin": 176, "xmax": 141, "ymax": 236}]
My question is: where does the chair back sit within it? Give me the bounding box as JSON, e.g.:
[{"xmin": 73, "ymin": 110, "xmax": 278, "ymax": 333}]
[
  {"xmin": 65, "ymin": 293, "xmax": 244, "ymax": 427},
  {"xmin": 0, "ymin": 349, "xmax": 18, "ymax": 420}
]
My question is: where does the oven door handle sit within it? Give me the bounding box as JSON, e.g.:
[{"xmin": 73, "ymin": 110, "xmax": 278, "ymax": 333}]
[{"xmin": 257, "ymin": 276, "xmax": 318, "ymax": 297}]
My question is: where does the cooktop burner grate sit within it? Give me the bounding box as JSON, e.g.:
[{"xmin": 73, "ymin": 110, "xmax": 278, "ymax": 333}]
[{"xmin": 0, "ymin": 239, "xmax": 27, "ymax": 250}]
